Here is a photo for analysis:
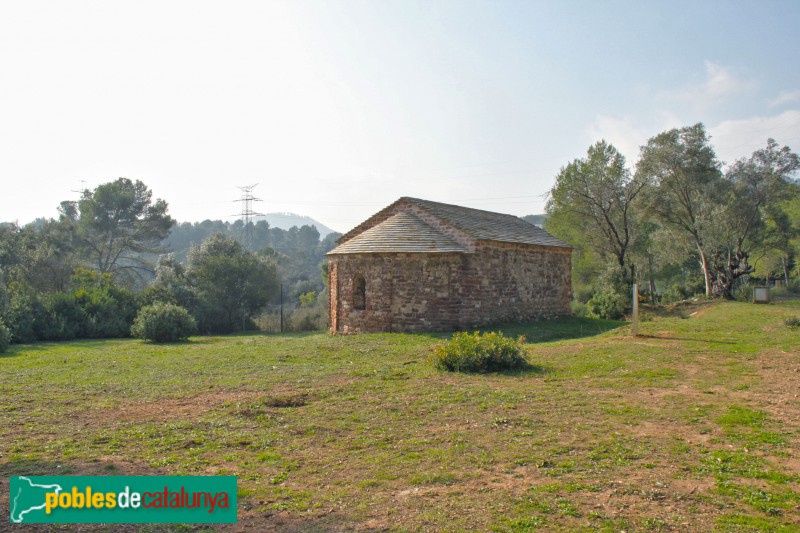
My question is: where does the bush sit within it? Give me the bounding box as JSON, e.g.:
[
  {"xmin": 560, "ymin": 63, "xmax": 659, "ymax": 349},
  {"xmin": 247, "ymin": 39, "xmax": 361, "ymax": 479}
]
[
  {"xmin": 731, "ymin": 282, "xmax": 754, "ymax": 303},
  {"xmin": 131, "ymin": 303, "xmax": 196, "ymax": 343},
  {"xmin": 0, "ymin": 321, "xmax": 11, "ymax": 353},
  {"xmin": 298, "ymin": 291, "xmax": 316, "ymax": 307},
  {"xmin": 571, "ymin": 301, "xmax": 588, "ymax": 317},
  {"xmin": 686, "ymin": 276, "xmax": 707, "ymax": 297},
  {"xmin": 661, "ymin": 284, "xmax": 689, "ymax": 304},
  {"xmin": 574, "ymin": 285, "xmax": 594, "ymax": 305},
  {"xmin": 4, "ymin": 290, "xmax": 46, "ymax": 343},
  {"xmin": 433, "ymin": 331, "xmax": 529, "ymax": 373},
  {"xmin": 72, "ymin": 272, "xmax": 142, "ymax": 338},
  {"xmin": 39, "ymin": 292, "xmax": 89, "ymax": 340},
  {"xmin": 584, "ymin": 265, "xmax": 630, "ymax": 320},
  {"xmin": 586, "ymin": 287, "xmax": 628, "ymax": 320},
  {"xmin": 768, "ymin": 282, "xmax": 800, "ymax": 298},
  {"xmin": 288, "ymin": 305, "xmax": 327, "ymax": 331}
]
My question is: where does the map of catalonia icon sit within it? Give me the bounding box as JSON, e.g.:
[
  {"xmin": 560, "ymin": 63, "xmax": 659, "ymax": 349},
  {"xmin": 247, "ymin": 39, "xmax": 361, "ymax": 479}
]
[
  {"xmin": 9, "ymin": 475, "xmax": 238, "ymax": 524},
  {"xmin": 10, "ymin": 477, "xmax": 63, "ymax": 523}
]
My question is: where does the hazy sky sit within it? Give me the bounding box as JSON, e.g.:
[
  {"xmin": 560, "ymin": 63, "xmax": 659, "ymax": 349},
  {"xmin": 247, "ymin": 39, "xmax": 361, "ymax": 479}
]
[{"xmin": 2, "ymin": 0, "xmax": 799, "ymax": 233}]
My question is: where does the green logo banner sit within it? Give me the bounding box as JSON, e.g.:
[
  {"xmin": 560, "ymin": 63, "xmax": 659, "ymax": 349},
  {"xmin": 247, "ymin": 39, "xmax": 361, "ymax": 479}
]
[{"xmin": 9, "ymin": 476, "xmax": 237, "ymax": 524}]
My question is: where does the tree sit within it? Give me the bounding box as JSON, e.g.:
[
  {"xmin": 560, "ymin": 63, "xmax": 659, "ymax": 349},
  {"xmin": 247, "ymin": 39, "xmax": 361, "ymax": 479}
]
[
  {"xmin": 0, "ymin": 221, "xmax": 78, "ymax": 294},
  {"xmin": 636, "ymin": 123, "xmax": 724, "ymax": 297},
  {"xmin": 187, "ymin": 233, "xmax": 279, "ymax": 333},
  {"xmin": 712, "ymin": 139, "xmax": 800, "ymax": 297},
  {"xmin": 60, "ymin": 178, "xmax": 174, "ymax": 281},
  {"xmin": 546, "ymin": 140, "xmax": 647, "ymax": 286}
]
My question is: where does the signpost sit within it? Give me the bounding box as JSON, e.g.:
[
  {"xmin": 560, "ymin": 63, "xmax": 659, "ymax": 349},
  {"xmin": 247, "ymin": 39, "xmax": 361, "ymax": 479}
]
[
  {"xmin": 632, "ymin": 282, "xmax": 639, "ymax": 336},
  {"xmin": 753, "ymin": 286, "xmax": 769, "ymax": 304}
]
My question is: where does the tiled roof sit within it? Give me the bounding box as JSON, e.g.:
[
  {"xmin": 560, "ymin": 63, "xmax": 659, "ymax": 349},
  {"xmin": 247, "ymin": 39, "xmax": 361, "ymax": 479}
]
[
  {"xmin": 402, "ymin": 197, "xmax": 570, "ymax": 248},
  {"xmin": 329, "ymin": 197, "xmax": 571, "ymax": 255},
  {"xmin": 327, "ymin": 211, "xmax": 470, "ymax": 255}
]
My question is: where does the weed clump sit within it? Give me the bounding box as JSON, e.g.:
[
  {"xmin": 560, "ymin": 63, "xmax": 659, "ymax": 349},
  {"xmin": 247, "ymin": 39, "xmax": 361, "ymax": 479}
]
[
  {"xmin": 784, "ymin": 316, "xmax": 800, "ymax": 328},
  {"xmin": 433, "ymin": 331, "xmax": 529, "ymax": 373},
  {"xmin": 131, "ymin": 303, "xmax": 197, "ymax": 343}
]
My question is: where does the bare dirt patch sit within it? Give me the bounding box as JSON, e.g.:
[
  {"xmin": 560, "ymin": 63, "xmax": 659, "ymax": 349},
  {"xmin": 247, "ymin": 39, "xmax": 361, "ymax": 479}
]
[
  {"xmin": 748, "ymin": 349, "xmax": 800, "ymax": 429},
  {"xmin": 111, "ymin": 390, "xmax": 265, "ymax": 422},
  {"xmin": 688, "ymin": 306, "xmax": 713, "ymax": 319}
]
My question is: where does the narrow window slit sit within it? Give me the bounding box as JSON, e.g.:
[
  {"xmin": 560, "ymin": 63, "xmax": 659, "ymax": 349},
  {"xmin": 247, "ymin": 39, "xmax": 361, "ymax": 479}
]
[{"xmin": 353, "ymin": 275, "xmax": 366, "ymax": 310}]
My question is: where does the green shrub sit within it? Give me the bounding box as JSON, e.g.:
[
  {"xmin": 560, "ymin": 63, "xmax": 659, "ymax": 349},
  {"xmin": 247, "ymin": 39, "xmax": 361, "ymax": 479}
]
[
  {"xmin": 0, "ymin": 321, "xmax": 11, "ymax": 353},
  {"xmin": 586, "ymin": 288, "xmax": 628, "ymax": 320},
  {"xmin": 571, "ymin": 301, "xmax": 588, "ymax": 317},
  {"xmin": 4, "ymin": 290, "xmax": 46, "ymax": 343},
  {"xmin": 131, "ymin": 303, "xmax": 196, "ymax": 343},
  {"xmin": 685, "ymin": 276, "xmax": 706, "ymax": 296},
  {"xmin": 433, "ymin": 331, "xmax": 529, "ymax": 373},
  {"xmin": 573, "ymin": 285, "xmax": 594, "ymax": 305},
  {"xmin": 731, "ymin": 282, "xmax": 755, "ymax": 303},
  {"xmin": 661, "ymin": 284, "xmax": 689, "ymax": 304},
  {"xmin": 74, "ymin": 278, "xmax": 141, "ymax": 338},
  {"xmin": 39, "ymin": 292, "xmax": 89, "ymax": 340},
  {"xmin": 298, "ymin": 291, "xmax": 316, "ymax": 307},
  {"xmin": 584, "ymin": 266, "xmax": 630, "ymax": 320}
]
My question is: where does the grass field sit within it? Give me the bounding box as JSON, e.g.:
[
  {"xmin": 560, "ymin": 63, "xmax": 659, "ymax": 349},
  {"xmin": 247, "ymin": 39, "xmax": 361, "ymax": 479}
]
[{"xmin": 1, "ymin": 298, "xmax": 799, "ymax": 531}]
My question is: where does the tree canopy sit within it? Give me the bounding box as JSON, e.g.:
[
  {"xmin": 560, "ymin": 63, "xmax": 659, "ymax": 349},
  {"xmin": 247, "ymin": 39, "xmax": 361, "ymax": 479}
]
[
  {"xmin": 635, "ymin": 123, "xmax": 724, "ymax": 297},
  {"xmin": 546, "ymin": 123, "xmax": 800, "ymax": 314},
  {"xmin": 186, "ymin": 233, "xmax": 280, "ymax": 333},
  {"xmin": 547, "ymin": 140, "xmax": 646, "ymax": 285},
  {"xmin": 60, "ymin": 178, "xmax": 174, "ymax": 281}
]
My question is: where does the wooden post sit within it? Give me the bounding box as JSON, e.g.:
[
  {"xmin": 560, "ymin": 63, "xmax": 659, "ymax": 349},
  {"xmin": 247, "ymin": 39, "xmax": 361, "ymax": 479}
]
[
  {"xmin": 632, "ymin": 282, "xmax": 639, "ymax": 337},
  {"xmin": 280, "ymin": 284, "xmax": 284, "ymax": 333}
]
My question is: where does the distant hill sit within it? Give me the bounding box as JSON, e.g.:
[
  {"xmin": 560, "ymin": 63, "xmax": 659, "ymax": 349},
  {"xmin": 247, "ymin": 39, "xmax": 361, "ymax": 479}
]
[
  {"xmin": 522, "ymin": 214, "xmax": 547, "ymax": 228},
  {"xmin": 256, "ymin": 213, "xmax": 338, "ymax": 237}
]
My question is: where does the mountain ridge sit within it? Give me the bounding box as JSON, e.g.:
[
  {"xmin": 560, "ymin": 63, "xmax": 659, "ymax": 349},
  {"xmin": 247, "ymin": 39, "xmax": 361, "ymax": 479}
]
[{"xmin": 256, "ymin": 213, "xmax": 338, "ymax": 237}]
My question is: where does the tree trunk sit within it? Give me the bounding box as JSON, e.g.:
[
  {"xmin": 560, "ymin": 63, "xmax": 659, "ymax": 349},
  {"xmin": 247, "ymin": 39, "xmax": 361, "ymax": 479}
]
[
  {"xmin": 648, "ymin": 255, "xmax": 657, "ymax": 304},
  {"xmin": 699, "ymin": 248, "xmax": 712, "ymax": 298},
  {"xmin": 783, "ymin": 256, "xmax": 790, "ymax": 287}
]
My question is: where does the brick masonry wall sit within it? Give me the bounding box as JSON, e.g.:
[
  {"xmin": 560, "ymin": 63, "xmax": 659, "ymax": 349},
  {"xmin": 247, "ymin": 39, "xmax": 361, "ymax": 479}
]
[
  {"xmin": 328, "ymin": 243, "xmax": 572, "ymax": 334},
  {"xmin": 329, "ymin": 253, "xmax": 464, "ymax": 334},
  {"xmin": 459, "ymin": 242, "xmax": 572, "ymax": 327}
]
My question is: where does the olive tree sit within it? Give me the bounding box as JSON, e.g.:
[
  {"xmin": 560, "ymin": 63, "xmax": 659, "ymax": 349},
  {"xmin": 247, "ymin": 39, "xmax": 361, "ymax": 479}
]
[{"xmin": 636, "ymin": 123, "xmax": 724, "ymax": 297}]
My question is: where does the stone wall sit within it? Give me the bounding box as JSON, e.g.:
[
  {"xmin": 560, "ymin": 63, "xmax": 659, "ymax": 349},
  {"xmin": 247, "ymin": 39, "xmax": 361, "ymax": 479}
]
[
  {"xmin": 328, "ymin": 242, "xmax": 571, "ymax": 334},
  {"xmin": 329, "ymin": 253, "xmax": 463, "ymax": 334},
  {"xmin": 459, "ymin": 242, "xmax": 572, "ymax": 326}
]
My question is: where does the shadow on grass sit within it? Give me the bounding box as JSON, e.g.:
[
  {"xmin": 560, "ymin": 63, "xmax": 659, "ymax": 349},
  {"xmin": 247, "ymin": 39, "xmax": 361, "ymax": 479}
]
[
  {"xmin": 339, "ymin": 316, "xmax": 627, "ymax": 345},
  {"xmin": 135, "ymin": 338, "xmax": 194, "ymax": 345},
  {"xmin": 435, "ymin": 362, "xmax": 551, "ymax": 377},
  {"xmin": 0, "ymin": 458, "xmax": 78, "ymax": 477},
  {"xmin": 0, "ymin": 337, "xmax": 135, "ymax": 355},
  {"xmin": 495, "ymin": 362, "xmax": 550, "ymax": 377},
  {"xmin": 634, "ymin": 333, "xmax": 737, "ymax": 345},
  {"xmin": 1, "ymin": 316, "xmax": 624, "ymax": 352},
  {"xmin": 192, "ymin": 330, "xmax": 325, "ymax": 341},
  {"xmin": 485, "ymin": 316, "xmax": 626, "ymax": 344}
]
